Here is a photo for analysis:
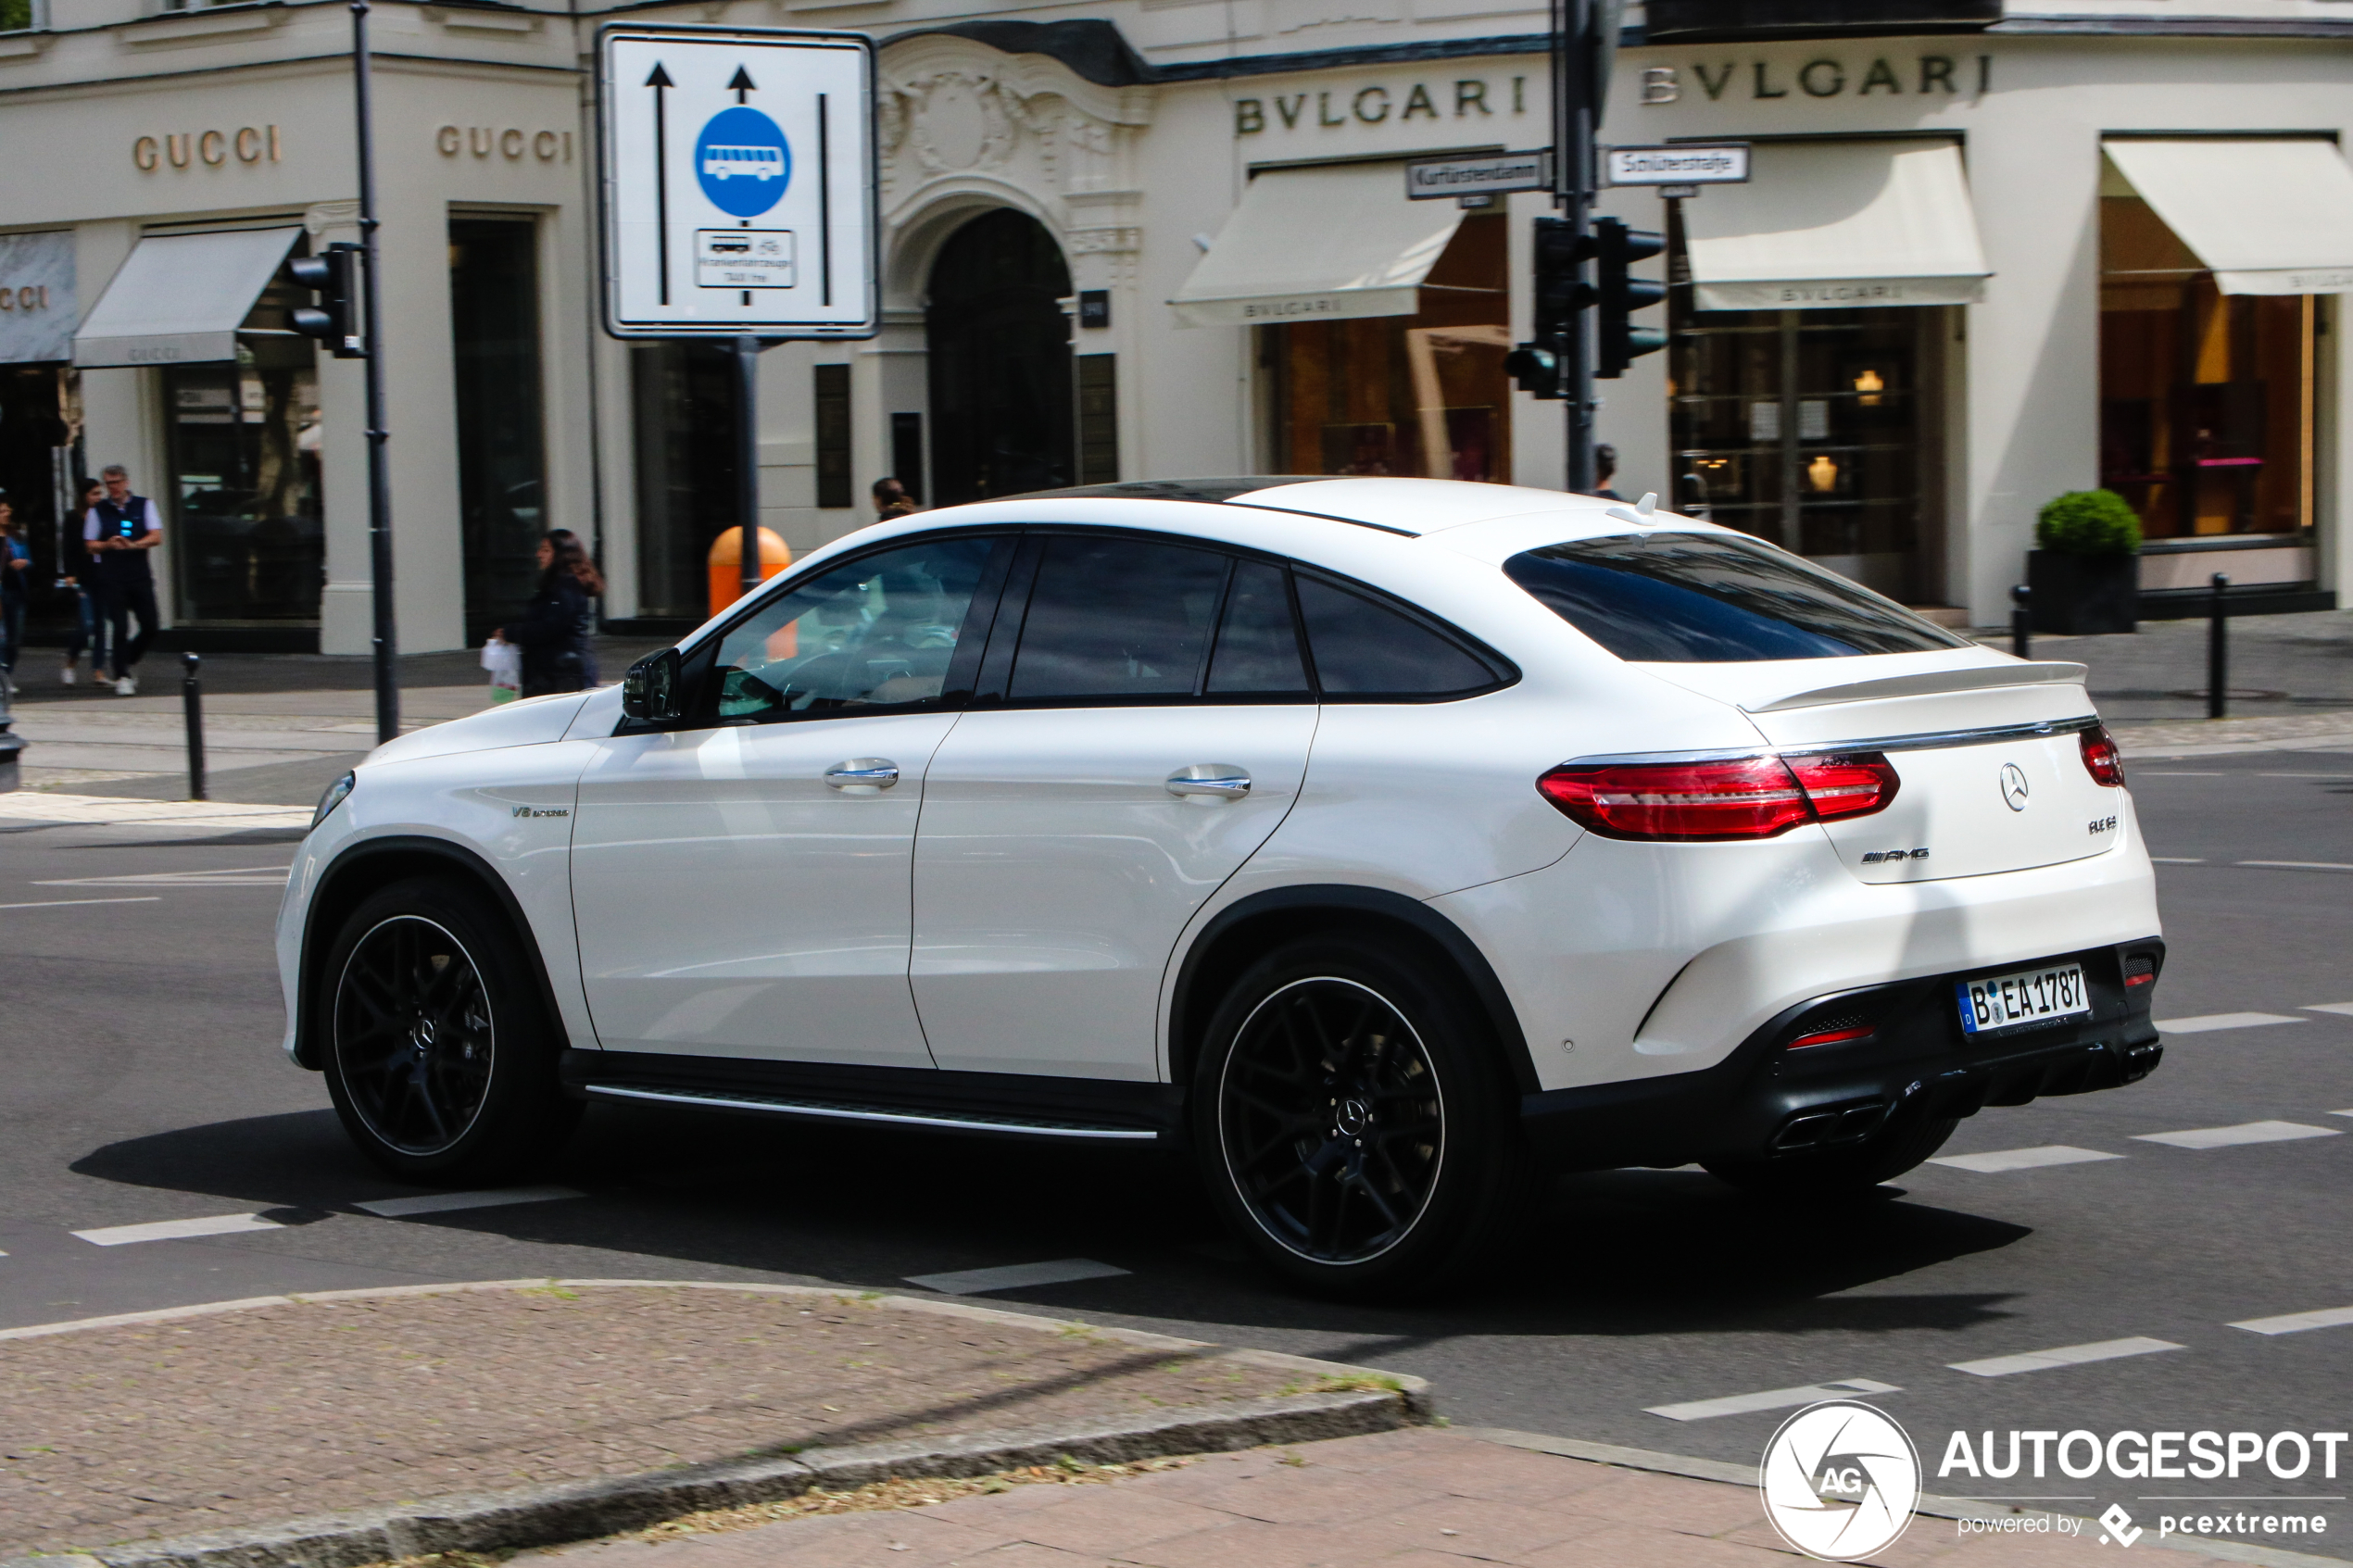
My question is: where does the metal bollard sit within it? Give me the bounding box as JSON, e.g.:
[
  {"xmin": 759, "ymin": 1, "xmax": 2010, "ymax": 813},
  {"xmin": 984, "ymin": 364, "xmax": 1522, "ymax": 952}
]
[
  {"xmin": 182, "ymin": 651, "xmax": 207, "ymax": 801},
  {"xmin": 2207, "ymin": 572, "xmax": 2231, "ymax": 721},
  {"xmin": 2010, "ymin": 583, "xmax": 2032, "ymax": 660}
]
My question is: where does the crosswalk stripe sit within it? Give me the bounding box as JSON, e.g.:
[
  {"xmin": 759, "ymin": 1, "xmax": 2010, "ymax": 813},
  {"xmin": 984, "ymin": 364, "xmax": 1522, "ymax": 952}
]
[
  {"xmin": 1645, "ymin": 1378, "xmax": 1900, "ymax": 1422},
  {"xmin": 2133, "ymin": 1121, "xmax": 2343, "ymax": 1150},
  {"xmin": 352, "ymin": 1185, "xmax": 585, "ymax": 1218},
  {"xmin": 73, "ymin": 1212, "xmax": 281, "ymax": 1247},
  {"xmin": 2229, "ymin": 1306, "xmax": 2353, "ymax": 1336},
  {"xmin": 2301, "ymin": 1003, "xmax": 2353, "ymax": 1017},
  {"xmin": 903, "ymin": 1258, "xmax": 1129, "ymax": 1296},
  {"xmin": 1950, "ymin": 1337, "xmax": 2183, "ymax": 1378},
  {"xmin": 1929, "ymin": 1146, "xmax": 2122, "ymax": 1173},
  {"xmin": 2155, "ymin": 1012, "xmax": 2308, "ymax": 1033}
]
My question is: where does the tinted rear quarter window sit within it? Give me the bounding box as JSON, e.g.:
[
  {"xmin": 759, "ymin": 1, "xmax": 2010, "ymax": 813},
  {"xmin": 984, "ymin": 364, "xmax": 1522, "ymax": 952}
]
[
  {"xmin": 1503, "ymin": 532, "xmax": 1969, "ymax": 662},
  {"xmin": 1294, "ymin": 574, "xmax": 1507, "ymax": 699}
]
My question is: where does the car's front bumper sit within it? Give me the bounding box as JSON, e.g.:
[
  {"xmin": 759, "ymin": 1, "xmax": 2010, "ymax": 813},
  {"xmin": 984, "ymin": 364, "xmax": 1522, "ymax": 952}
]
[{"xmin": 1518, "ymin": 936, "xmax": 2166, "ymax": 1172}]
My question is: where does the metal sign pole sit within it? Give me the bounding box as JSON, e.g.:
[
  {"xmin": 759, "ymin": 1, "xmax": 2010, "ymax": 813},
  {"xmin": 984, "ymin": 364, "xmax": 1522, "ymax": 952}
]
[
  {"xmin": 1554, "ymin": 0, "xmax": 1595, "ymax": 495},
  {"xmin": 351, "ymin": 0, "xmax": 398, "ymax": 746},
  {"xmin": 736, "ymin": 333, "xmax": 761, "ymax": 601}
]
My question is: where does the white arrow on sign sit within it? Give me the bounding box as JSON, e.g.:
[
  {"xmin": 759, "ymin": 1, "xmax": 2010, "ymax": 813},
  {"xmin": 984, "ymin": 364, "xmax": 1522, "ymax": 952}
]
[{"xmin": 598, "ymin": 24, "xmax": 878, "ymax": 338}]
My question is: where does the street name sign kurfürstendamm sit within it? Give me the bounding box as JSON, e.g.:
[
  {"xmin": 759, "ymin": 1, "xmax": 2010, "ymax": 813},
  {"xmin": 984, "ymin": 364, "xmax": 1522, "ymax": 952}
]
[{"xmin": 598, "ymin": 24, "xmax": 878, "ymax": 338}]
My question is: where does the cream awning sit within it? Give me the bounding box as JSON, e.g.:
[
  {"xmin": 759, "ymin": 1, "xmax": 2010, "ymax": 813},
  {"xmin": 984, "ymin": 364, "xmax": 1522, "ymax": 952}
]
[
  {"xmin": 1170, "ymin": 161, "xmax": 1465, "ymax": 328},
  {"xmin": 73, "ymin": 228, "xmax": 301, "ymax": 369},
  {"xmin": 1682, "ymin": 140, "xmax": 1990, "ymax": 311},
  {"xmin": 2104, "ymin": 139, "xmax": 2353, "ymax": 295}
]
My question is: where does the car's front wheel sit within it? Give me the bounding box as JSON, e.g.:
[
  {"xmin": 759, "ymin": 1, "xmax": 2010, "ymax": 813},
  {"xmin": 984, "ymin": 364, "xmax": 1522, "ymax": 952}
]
[
  {"xmin": 320, "ymin": 877, "xmax": 577, "ymax": 1185},
  {"xmin": 1191, "ymin": 935, "xmax": 1529, "ymax": 1299}
]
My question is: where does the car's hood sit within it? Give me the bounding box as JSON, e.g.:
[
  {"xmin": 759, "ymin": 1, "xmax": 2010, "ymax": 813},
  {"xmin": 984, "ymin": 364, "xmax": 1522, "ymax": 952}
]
[{"xmin": 363, "ymin": 690, "xmax": 594, "ymax": 769}]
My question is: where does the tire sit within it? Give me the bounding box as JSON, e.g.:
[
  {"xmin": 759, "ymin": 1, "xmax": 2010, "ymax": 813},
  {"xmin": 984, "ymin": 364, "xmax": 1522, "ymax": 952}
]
[
  {"xmin": 1703, "ymin": 1114, "xmax": 1959, "ymax": 1200},
  {"xmin": 1190, "ymin": 934, "xmax": 1531, "ymax": 1300},
  {"xmin": 319, "ymin": 876, "xmax": 578, "ymax": 1185}
]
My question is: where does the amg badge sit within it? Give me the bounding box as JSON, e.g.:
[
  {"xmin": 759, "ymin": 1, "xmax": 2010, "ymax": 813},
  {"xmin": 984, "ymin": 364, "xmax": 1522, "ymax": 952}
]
[{"xmin": 1860, "ymin": 848, "xmax": 1930, "ymax": 864}]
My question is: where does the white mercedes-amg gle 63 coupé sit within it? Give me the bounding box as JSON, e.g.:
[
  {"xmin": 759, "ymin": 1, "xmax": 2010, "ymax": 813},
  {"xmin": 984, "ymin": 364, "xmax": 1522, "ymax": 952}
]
[{"xmin": 279, "ymin": 477, "xmax": 2162, "ymax": 1296}]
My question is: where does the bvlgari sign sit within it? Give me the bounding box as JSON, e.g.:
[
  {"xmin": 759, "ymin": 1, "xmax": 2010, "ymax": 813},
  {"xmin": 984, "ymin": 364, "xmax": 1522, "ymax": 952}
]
[{"xmin": 0, "ymin": 232, "xmax": 75, "ymax": 365}]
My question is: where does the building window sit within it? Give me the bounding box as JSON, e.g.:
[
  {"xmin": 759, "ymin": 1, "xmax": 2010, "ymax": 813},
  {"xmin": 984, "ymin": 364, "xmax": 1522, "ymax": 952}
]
[
  {"xmin": 448, "ymin": 217, "xmax": 547, "ymax": 644},
  {"xmin": 2100, "ymin": 190, "xmax": 2315, "ymax": 539},
  {"xmin": 813, "ymin": 362, "xmax": 851, "ymax": 509},
  {"xmin": 1076, "ymin": 354, "xmax": 1117, "ymax": 485},
  {"xmin": 1668, "ymin": 275, "xmax": 1944, "ymax": 603},
  {"xmin": 163, "ymin": 261, "xmax": 322, "ymax": 626},
  {"xmin": 0, "ymin": 1, "xmax": 45, "ymax": 32},
  {"xmin": 630, "ymin": 340, "xmax": 737, "ymax": 621},
  {"xmin": 1267, "ymin": 214, "xmax": 1511, "ymax": 482}
]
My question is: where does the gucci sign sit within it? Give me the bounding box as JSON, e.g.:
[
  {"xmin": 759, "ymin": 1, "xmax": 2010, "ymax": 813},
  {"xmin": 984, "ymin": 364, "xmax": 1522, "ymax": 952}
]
[
  {"xmin": 436, "ymin": 126, "xmax": 575, "ymax": 162},
  {"xmin": 132, "ymin": 126, "xmax": 283, "ymax": 170}
]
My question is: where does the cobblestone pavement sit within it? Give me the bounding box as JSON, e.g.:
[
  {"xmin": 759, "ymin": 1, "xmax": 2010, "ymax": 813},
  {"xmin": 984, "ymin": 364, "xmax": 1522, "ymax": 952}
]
[
  {"xmin": 0, "ymin": 1285, "xmax": 1305, "ymax": 1559},
  {"xmin": 522, "ymin": 1426, "xmax": 2253, "ymax": 1568}
]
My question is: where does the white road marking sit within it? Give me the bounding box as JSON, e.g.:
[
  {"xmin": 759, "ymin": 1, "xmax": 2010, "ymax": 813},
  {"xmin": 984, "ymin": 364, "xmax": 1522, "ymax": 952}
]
[
  {"xmin": 73, "ymin": 1212, "xmax": 282, "ymax": 1247},
  {"xmin": 1950, "ymin": 1337, "xmax": 2184, "ymax": 1378},
  {"xmin": 1928, "ymin": 1146, "xmax": 2124, "ymax": 1174},
  {"xmin": 352, "ymin": 1185, "xmax": 585, "ymax": 1218},
  {"xmin": 0, "ymin": 897, "xmax": 163, "ymax": 911},
  {"xmin": 2154, "ymin": 1012, "xmax": 2308, "ymax": 1033},
  {"xmin": 2301, "ymin": 1003, "xmax": 2353, "ymax": 1017},
  {"xmin": 2229, "ymin": 1306, "xmax": 2353, "ymax": 1336},
  {"xmin": 2238, "ymin": 860, "xmax": 2353, "ymax": 872},
  {"xmin": 2149, "ymin": 857, "xmax": 2206, "ymax": 864},
  {"xmin": 1644, "ymin": 1378, "xmax": 1900, "ymax": 1422},
  {"xmin": 2137, "ymin": 772, "xmax": 2221, "ymax": 778},
  {"xmin": 2335, "ymin": 1110, "xmax": 2353, "ymax": 1120},
  {"xmin": 902, "ymin": 1259, "xmax": 1131, "ymax": 1296},
  {"xmin": 36, "ymin": 867, "xmax": 289, "ymax": 888},
  {"xmin": 2133, "ymin": 1121, "xmax": 2344, "ymax": 1150}
]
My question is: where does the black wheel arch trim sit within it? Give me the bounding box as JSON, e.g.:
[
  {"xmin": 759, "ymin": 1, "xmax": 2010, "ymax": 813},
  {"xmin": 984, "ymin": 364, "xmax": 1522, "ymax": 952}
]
[
  {"xmin": 1169, "ymin": 884, "xmax": 1541, "ymax": 1096},
  {"xmin": 294, "ymin": 834, "xmax": 571, "ymax": 1072}
]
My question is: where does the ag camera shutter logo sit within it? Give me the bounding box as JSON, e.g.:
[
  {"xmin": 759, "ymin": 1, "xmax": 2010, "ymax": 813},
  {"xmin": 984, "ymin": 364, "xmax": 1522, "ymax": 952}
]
[{"xmin": 1760, "ymin": 1400, "xmax": 1921, "ymax": 1561}]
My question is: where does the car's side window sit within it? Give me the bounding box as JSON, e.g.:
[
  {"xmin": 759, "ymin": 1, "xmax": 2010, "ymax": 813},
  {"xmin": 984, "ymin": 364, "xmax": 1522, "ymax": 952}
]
[
  {"xmin": 1006, "ymin": 535, "xmax": 1231, "ymax": 703},
  {"xmin": 1293, "ymin": 572, "xmax": 1509, "ymax": 700},
  {"xmin": 701, "ymin": 535, "xmax": 1000, "ymax": 722},
  {"xmin": 1205, "ymin": 558, "xmax": 1312, "ymax": 698}
]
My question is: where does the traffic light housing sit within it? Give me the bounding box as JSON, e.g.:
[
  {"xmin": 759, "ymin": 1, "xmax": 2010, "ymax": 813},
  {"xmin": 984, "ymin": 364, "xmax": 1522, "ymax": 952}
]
[
  {"xmin": 289, "ymin": 243, "xmax": 365, "ymax": 358},
  {"xmin": 1507, "ymin": 217, "xmax": 1597, "ymax": 400},
  {"xmin": 1595, "ymin": 217, "xmax": 1667, "ymax": 380}
]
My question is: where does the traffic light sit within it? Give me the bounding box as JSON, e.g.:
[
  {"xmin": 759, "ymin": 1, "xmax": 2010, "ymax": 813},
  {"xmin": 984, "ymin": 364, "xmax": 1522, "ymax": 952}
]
[
  {"xmin": 1507, "ymin": 217, "xmax": 1596, "ymax": 400},
  {"xmin": 1594, "ymin": 217, "xmax": 1667, "ymax": 380},
  {"xmin": 289, "ymin": 243, "xmax": 365, "ymax": 358}
]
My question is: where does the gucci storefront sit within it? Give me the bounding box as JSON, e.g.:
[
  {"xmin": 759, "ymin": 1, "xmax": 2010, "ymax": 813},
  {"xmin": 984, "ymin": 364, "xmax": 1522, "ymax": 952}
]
[{"xmin": 4, "ymin": 1, "xmax": 2349, "ymax": 649}]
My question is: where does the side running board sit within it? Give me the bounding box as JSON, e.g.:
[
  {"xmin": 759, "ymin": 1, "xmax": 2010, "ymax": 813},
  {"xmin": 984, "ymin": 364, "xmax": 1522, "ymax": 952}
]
[{"xmin": 584, "ymin": 1082, "xmax": 1161, "ymax": 1141}]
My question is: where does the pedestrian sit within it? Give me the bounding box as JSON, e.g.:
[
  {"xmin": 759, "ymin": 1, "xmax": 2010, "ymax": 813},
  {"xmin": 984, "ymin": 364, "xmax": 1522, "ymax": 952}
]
[
  {"xmin": 83, "ymin": 464, "xmax": 162, "ymax": 696},
  {"xmin": 493, "ymin": 528, "xmax": 603, "ymax": 697},
  {"xmin": 59, "ymin": 476, "xmax": 106, "ymax": 685},
  {"xmin": 1592, "ymin": 444, "xmax": 1625, "ymax": 502},
  {"xmin": 0, "ymin": 491, "xmax": 29, "ymax": 693},
  {"xmin": 872, "ymin": 476, "xmax": 918, "ymax": 521}
]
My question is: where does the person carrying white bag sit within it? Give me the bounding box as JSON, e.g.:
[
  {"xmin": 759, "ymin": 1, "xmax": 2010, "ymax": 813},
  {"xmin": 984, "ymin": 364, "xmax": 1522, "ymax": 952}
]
[{"xmin": 480, "ymin": 634, "xmax": 522, "ymax": 704}]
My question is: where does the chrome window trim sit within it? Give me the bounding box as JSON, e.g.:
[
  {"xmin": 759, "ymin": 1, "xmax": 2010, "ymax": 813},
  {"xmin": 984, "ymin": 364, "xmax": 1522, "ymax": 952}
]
[{"xmin": 1561, "ymin": 715, "xmax": 2102, "ymax": 770}]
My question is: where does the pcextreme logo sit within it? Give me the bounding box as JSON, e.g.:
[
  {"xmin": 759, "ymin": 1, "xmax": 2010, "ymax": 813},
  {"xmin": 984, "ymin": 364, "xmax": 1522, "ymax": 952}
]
[{"xmin": 1760, "ymin": 1401, "xmax": 1921, "ymax": 1561}]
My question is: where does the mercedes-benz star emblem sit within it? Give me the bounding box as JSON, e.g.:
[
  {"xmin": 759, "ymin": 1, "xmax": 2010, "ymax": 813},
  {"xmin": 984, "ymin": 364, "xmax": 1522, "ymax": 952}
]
[{"xmin": 1999, "ymin": 762, "xmax": 2031, "ymax": 812}]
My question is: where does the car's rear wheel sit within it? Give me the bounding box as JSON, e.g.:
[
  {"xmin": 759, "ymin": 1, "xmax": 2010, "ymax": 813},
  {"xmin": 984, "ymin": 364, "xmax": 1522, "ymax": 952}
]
[
  {"xmin": 321, "ymin": 877, "xmax": 577, "ymax": 1185},
  {"xmin": 1703, "ymin": 1113, "xmax": 1959, "ymax": 1200},
  {"xmin": 1191, "ymin": 935, "xmax": 1529, "ymax": 1299}
]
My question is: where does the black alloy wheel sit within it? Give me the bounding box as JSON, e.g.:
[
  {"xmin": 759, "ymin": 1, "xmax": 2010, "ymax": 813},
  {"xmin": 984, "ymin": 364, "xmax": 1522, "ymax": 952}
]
[
  {"xmin": 333, "ymin": 914, "xmax": 496, "ymax": 1156},
  {"xmin": 1218, "ymin": 977, "xmax": 1446, "ymax": 1265},
  {"xmin": 321, "ymin": 878, "xmax": 576, "ymax": 1185},
  {"xmin": 1193, "ymin": 935, "xmax": 1530, "ymax": 1298}
]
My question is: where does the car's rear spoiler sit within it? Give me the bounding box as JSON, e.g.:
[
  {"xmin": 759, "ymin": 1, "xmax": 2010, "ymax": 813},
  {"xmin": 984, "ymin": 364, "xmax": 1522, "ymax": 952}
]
[{"xmin": 1742, "ymin": 661, "xmax": 2091, "ymax": 714}]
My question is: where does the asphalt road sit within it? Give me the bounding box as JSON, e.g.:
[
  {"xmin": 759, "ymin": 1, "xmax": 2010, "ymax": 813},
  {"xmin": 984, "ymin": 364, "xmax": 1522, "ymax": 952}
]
[{"xmin": 1, "ymin": 748, "xmax": 2348, "ymax": 1555}]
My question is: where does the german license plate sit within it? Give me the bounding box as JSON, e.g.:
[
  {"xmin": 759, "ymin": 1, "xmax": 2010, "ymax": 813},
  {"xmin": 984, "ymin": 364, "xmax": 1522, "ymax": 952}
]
[{"xmin": 1957, "ymin": 962, "xmax": 2091, "ymax": 1035}]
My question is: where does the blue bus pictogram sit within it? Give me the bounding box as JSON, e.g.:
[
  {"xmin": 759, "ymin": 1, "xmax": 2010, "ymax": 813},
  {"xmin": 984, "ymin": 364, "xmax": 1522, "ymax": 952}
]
[{"xmin": 694, "ymin": 106, "xmax": 790, "ymax": 218}]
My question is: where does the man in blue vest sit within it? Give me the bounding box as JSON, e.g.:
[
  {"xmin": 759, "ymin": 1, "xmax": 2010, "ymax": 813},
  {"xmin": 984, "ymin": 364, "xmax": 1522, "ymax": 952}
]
[{"xmin": 83, "ymin": 463, "xmax": 162, "ymax": 696}]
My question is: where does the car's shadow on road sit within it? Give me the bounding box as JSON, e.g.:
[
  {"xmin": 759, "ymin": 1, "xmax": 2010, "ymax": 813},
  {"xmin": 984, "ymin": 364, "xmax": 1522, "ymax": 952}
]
[{"xmin": 72, "ymin": 1101, "xmax": 2030, "ymax": 1341}]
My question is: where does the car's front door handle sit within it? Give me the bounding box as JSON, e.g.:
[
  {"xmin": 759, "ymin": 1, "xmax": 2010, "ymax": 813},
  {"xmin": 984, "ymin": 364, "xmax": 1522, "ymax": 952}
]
[
  {"xmin": 1166, "ymin": 764, "xmax": 1252, "ymax": 801},
  {"xmin": 824, "ymin": 758, "xmax": 901, "ymax": 793}
]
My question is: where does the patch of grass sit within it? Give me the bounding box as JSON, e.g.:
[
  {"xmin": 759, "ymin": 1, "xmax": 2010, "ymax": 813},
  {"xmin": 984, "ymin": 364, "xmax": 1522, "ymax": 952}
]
[{"xmin": 1279, "ymin": 1374, "xmax": 1404, "ymax": 1398}]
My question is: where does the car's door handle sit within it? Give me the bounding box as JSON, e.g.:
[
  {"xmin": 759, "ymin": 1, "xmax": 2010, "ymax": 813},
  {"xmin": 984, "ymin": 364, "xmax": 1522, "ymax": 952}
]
[
  {"xmin": 824, "ymin": 758, "xmax": 900, "ymax": 792},
  {"xmin": 1166, "ymin": 764, "xmax": 1252, "ymax": 801}
]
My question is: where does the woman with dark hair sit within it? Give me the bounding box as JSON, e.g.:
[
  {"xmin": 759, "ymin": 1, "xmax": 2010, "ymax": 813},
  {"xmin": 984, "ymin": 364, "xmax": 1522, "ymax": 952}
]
[{"xmin": 495, "ymin": 528, "xmax": 603, "ymax": 696}]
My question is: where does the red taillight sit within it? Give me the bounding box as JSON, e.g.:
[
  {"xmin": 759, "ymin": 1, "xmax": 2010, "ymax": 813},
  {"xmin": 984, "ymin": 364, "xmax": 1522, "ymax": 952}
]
[
  {"xmin": 1789, "ymin": 1025, "xmax": 1877, "ymax": 1048},
  {"xmin": 2081, "ymin": 725, "xmax": 2126, "ymax": 788},
  {"xmin": 1537, "ymin": 752, "xmax": 1897, "ymax": 842}
]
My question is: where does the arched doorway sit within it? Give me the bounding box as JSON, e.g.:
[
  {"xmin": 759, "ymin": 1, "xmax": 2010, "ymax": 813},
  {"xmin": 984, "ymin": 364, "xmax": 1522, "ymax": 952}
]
[{"xmin": 925, "ymin": 209, "xmax": 1073, "ymax": 504}]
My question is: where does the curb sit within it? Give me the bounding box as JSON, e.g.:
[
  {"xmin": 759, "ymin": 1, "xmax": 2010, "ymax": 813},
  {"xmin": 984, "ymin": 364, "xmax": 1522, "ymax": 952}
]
[{"xmin": 0, "ymin": 1278, "xmax": 1432, "ymax": 1568}]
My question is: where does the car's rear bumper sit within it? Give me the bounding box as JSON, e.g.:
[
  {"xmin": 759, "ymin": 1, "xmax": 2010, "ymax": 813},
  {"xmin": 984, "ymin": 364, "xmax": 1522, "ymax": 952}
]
[{"xmin": 1518, "ymin": 936, "xmax": 2165, "ymax": 1172}]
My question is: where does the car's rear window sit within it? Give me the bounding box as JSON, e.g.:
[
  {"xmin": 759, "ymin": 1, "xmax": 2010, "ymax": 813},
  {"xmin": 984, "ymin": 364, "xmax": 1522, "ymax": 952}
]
[{"xmin": 1502, "ymin": 532, "xmax": 1969, "ymax": 662}]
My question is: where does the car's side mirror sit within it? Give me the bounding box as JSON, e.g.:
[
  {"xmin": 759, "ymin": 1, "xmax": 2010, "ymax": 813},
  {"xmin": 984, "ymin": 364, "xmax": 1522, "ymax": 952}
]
[{"xmin": 622, "ymin": 647, "xmax": 682, "ymax": 722}]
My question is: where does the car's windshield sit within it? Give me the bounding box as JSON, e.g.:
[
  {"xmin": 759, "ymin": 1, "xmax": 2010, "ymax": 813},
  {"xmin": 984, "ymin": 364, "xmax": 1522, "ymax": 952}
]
[{"xmin": 1502, "ymin": 531, "xmax": 1969, "ymax": 662}]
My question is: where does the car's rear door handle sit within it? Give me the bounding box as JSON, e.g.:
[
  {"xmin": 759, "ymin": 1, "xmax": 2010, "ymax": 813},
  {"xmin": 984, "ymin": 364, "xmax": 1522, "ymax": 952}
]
[
  {"xmin": 825, "ymin": 758, "xmax": 900, "ymax": 793},
  {"xmin": 1166, "ymin": 764, "xmax": 1251, "ymax": 801}
]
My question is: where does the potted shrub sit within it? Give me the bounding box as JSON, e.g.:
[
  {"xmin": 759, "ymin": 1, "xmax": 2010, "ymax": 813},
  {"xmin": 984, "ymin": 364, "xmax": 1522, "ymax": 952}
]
[{"xmin": 2028, "ymin": 489, "xmax": 2142, "ymax": 634}]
